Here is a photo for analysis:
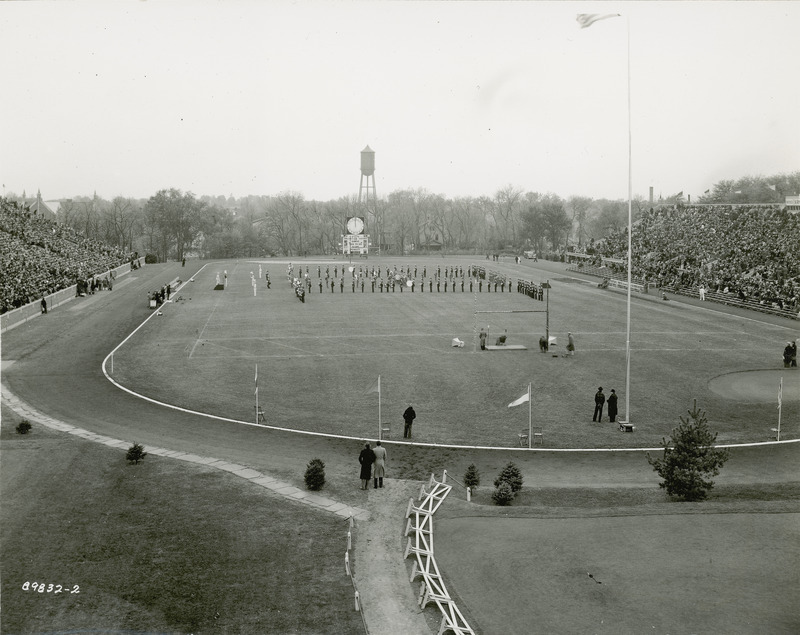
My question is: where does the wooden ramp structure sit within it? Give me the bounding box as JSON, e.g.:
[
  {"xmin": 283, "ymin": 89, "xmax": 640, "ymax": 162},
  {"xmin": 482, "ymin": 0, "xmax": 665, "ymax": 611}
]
[{"xmin": 404, "ymin": 473, "xmax": 476, "ymax": 635}]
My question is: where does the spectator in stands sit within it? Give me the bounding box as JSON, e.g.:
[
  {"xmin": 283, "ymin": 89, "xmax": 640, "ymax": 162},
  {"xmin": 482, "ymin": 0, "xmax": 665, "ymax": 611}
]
[
  {"xmin": 0, "ymin": 199, "xmax": 130, "ymax": 314},
  {"xmin": 596, "ymin": 204, "xmax": 798, "ymax": 316}
]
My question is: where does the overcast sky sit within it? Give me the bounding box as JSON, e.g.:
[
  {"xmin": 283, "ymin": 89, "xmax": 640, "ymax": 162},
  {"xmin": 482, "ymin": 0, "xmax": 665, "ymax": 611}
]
[{"xmin": 2, "ymin": 1, "xmax": 798, "ymax": 204}]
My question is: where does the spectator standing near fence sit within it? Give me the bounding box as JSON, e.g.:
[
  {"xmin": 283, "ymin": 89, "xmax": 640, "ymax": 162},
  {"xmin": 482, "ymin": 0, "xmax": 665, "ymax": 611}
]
[
  {"xmin": 372, "ymin": 441, "xmax": 387, "ymax": 489},
  {"xmin": 358, "ymin": 443, "xmax": 375, "ymax": 490},
  {"xmin": 592, "ymin": 387, "xmax": 605, "ymax": 422},
  {"xmin": 40, "ymin": 297, "xmax": 47, "ymax": 314}
]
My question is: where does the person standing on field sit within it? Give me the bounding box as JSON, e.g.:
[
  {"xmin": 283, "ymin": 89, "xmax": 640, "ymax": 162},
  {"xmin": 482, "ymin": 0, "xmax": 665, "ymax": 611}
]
[
  {"xmin": 403, "ymin": 404, "xmax": 417, "ymax": 438},
  {"xmin": 607, "ymin": 389, "xmax": 618, "ymax": 423},
  {"xmin": 372, "ymin": 441, "xmax": 387, "ymax": 489},
  {"xmin": 592, "ymin": 387, "xmax": 605, "ymax": 422}
]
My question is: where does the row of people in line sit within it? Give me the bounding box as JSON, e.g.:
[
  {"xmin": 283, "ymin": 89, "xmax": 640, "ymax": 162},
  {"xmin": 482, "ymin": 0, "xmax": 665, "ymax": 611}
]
[
  {"xmin": 286, "ymin": 274, "xmax": 518, "ymax": 294},
  {"xmin": 289, "ymin": 263, "xmax": 472, "ymax": 280}
]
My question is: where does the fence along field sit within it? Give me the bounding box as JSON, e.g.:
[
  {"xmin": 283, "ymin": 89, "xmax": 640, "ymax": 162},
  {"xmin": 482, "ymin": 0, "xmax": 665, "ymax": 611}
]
[{"xmin": 108, "ymin": 258, "xmax": 798, "ymax": 448}]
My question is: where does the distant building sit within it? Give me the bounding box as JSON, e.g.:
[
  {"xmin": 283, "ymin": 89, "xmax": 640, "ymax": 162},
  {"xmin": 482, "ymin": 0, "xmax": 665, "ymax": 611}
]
[{"xmin": 19, "ymin": 190, "xmax": 57, "ymax": 221}]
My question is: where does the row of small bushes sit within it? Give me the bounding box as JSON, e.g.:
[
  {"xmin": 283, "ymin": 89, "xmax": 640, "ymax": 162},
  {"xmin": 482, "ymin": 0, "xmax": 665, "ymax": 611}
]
[
  {"xmin": 15, "ymin": 422, "xmax": 330, "ymax": 488},
  {"xmin": 464, "ymin": 462, "xmax": 524, "ymax": 506}
]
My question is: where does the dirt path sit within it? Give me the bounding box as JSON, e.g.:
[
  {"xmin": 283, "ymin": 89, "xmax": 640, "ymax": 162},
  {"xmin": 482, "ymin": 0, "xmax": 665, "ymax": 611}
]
[{"xmin": 353, "ymin": 480, "xmax": 432, "ymax": 635}]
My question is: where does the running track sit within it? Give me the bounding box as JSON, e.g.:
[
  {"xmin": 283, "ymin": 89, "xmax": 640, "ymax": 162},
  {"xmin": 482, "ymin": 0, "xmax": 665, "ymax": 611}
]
[{"xmin": 2, "ymin": 261, "xmax": 798, "ymax": 635}]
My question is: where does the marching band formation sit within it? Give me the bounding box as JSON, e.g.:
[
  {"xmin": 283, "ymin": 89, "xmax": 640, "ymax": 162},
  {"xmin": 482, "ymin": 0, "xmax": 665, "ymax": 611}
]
[{"xmin": 280, "ymin": 262, "xmax": 549, "ymax": 303}]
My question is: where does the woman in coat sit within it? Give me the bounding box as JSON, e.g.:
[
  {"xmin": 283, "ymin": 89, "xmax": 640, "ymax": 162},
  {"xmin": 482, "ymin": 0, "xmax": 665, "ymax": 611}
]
[{"xmin": 358, "ymin": 443, "xmax": 375, "ymax": 490}]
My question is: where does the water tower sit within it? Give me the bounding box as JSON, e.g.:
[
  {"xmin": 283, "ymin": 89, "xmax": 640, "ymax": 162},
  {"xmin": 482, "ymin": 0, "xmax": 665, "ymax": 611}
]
[{"xmin": 358, "ymin": 145, "xmax": 376, "ymax": 205}]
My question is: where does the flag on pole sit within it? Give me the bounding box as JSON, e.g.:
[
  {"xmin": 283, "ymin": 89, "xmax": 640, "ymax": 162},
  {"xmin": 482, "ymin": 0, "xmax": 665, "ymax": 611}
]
[
  {"xmin": 508, "ymin": 391, "xmax": 530, "ymax": 408},
  {"xmin": 576, "ymin": 13, "xmax": 620, "ymax": 28},
  {"xmin": 768, "ymin": 184, "xmax": 777, "ymax": 191},
  {"xmin": 255, "ymin": 385, "xmax": 259, "ymax": 398},
  {"xmin": 255, "ymin": 364, "xmax": 258, "ymax": 385},
  {"xmin": 777, "ymin": 378, "xmax": 782, "ymax": 410},
  {"xmin": 365, "ymin": 376, "xmax": 380, "ymax": 395}
]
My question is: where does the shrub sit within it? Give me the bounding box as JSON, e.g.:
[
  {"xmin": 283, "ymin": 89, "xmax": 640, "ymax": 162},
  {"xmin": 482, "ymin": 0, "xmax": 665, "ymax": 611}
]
[
  {"xmin": 463, "ymin": 464, "xmax": 480, "ymax": 489},
  {"xmin": 647, "ymin": 401, "xmax": 730, "ymax": 501},
  {"xmin": 492, "ymin": 481, "xmax": 515, "ymax": 506},
  {"xmin": 304, "ymin": 458, "xmax": 326, "ymax": 491},
  {"xmin": 493, "ymin": 461, "xmax": 523, "ymax": 495},
  {"xmin": 15, "ymin": 420, "xmax": 32, "ymax": 435},
  {"xmin": 126, "ymin": 443, "xmax": 148, "ymax": 464},
  {"xmin": 144, "ymin": 253, "xmax": 158, "ymax": 264}
]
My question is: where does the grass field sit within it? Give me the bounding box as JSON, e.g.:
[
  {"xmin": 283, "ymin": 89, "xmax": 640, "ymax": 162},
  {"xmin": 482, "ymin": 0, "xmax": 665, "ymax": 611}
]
[
  {"xmin": 434, "ymin": 510, "xmax": 800, "ymax": 634},
  {"xmin": 110, "ymin": 257, "xmax": 798, "ymax": 448},
  {"xmin": 0, "ymin": 413, "xmax": 362, "ymax": 635},
  {"xmin": 4, "ymin": 256, "xmax": 797, "ymax": 635}
]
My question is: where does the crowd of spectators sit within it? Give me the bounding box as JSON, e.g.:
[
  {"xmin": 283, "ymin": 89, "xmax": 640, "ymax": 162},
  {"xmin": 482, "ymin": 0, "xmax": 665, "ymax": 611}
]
[
  {"xmin": 597, "ymin": 204, "xmax": 799, "ymax": 313},
  {"xmin": 0, "ymin": 198, "xmax": 132, "ymax": 314}
]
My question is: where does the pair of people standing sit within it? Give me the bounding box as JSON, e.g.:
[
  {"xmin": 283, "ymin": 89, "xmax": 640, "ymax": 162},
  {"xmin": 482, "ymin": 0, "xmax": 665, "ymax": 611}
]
[
  {"xmin": 358, "ymin": 441, "xmax": 387, "ymax": 490},
  {"xmin": 592, "ymin": 387, "xmax": 619, "ymax": 422}
]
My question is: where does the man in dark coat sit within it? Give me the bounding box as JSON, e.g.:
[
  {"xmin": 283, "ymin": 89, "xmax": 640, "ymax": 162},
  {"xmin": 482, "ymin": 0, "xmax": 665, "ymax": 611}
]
[
  {"xmin": 607, "ymin": 389, "xmax": 618, "ymax": 423},
  {"xmin": 592, "ymin": 387, "xmax": 605, "ymax": 422},
  {"xmin": 358, "ymin": 443, "xmax": 375, "ymax": 490},
  {"xmin": 403, "ymin": 405, "xmax": 417, "ymax": 438}
]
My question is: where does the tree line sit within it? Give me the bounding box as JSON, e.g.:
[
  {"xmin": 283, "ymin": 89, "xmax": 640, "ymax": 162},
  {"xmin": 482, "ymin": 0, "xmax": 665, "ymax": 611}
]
[{"xmin": 9, "ymin": 171, "xmax": 797, "ymax": 261}]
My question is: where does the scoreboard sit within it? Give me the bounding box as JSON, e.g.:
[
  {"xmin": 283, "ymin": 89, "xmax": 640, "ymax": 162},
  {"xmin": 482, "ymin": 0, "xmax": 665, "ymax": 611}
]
[{"xmin": 342, "ymin": 234, "xmax": 370, "ymax": 255}]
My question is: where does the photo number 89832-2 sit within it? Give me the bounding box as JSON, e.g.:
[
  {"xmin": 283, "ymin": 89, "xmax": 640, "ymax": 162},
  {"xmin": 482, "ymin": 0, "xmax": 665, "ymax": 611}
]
[{"xmin": 22, "ymin": 581, "xmax": 80, "ymax": 594}]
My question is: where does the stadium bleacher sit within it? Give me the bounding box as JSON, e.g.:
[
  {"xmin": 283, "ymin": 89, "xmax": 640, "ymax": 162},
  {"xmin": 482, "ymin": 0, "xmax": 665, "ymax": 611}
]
[
  {"xmin": 573, "ymin": 204, "xmax": 799, "ymax": 319},
  {"xmin": 0, "ymin": 199, "xmax": 131, "ymax": 314}
]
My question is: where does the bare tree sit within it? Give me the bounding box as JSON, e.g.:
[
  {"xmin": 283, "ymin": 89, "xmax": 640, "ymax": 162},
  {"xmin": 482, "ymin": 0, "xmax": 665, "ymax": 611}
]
[
  {"xmin": 450, "ymin": 196, "xmax": 481, "ymax": 250},
  {"xmin": 493, "ymin": 185, "xmax": 524, "ymax": 245},
  {"xmin": 107, "ymin": 197, "xmax": 140, "ymax": 253},
  {"xmin": 567, "ymin": 195, "xmax": 593, "ymax": 248},
  {"xmin": 273, "ymin": 191, "xmax": 307, "ymax": 255}
]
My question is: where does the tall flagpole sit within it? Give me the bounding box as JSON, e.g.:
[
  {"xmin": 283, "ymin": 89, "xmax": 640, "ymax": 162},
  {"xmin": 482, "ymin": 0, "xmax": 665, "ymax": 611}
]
[
  {"xmin": 776, "ymin": 377, "xmax": 782, "ymax": 441},
  {"xmin": 255, "ymin": 363, "xmax": 259, "ymax": 425},
  {"xmin": 624, "ymin": 15, "xmax": 633, "ymax": 425},
  {"xmin": 377, "ymin": 375, "xmax": 382, "ymax": 439},
  {"xmin": 528, "ymin": 382, "xmax": 532, "ymax": 449},
  {"xmin": 578, "ymin": 13, "xmax": 631, "ymax": 424}
]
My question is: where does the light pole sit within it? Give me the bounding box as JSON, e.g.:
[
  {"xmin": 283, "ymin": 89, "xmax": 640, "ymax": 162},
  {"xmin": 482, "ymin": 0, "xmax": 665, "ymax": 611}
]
[{"xmin": 542, "ymin": 280, "xmax": 552, "ymax": 346}]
